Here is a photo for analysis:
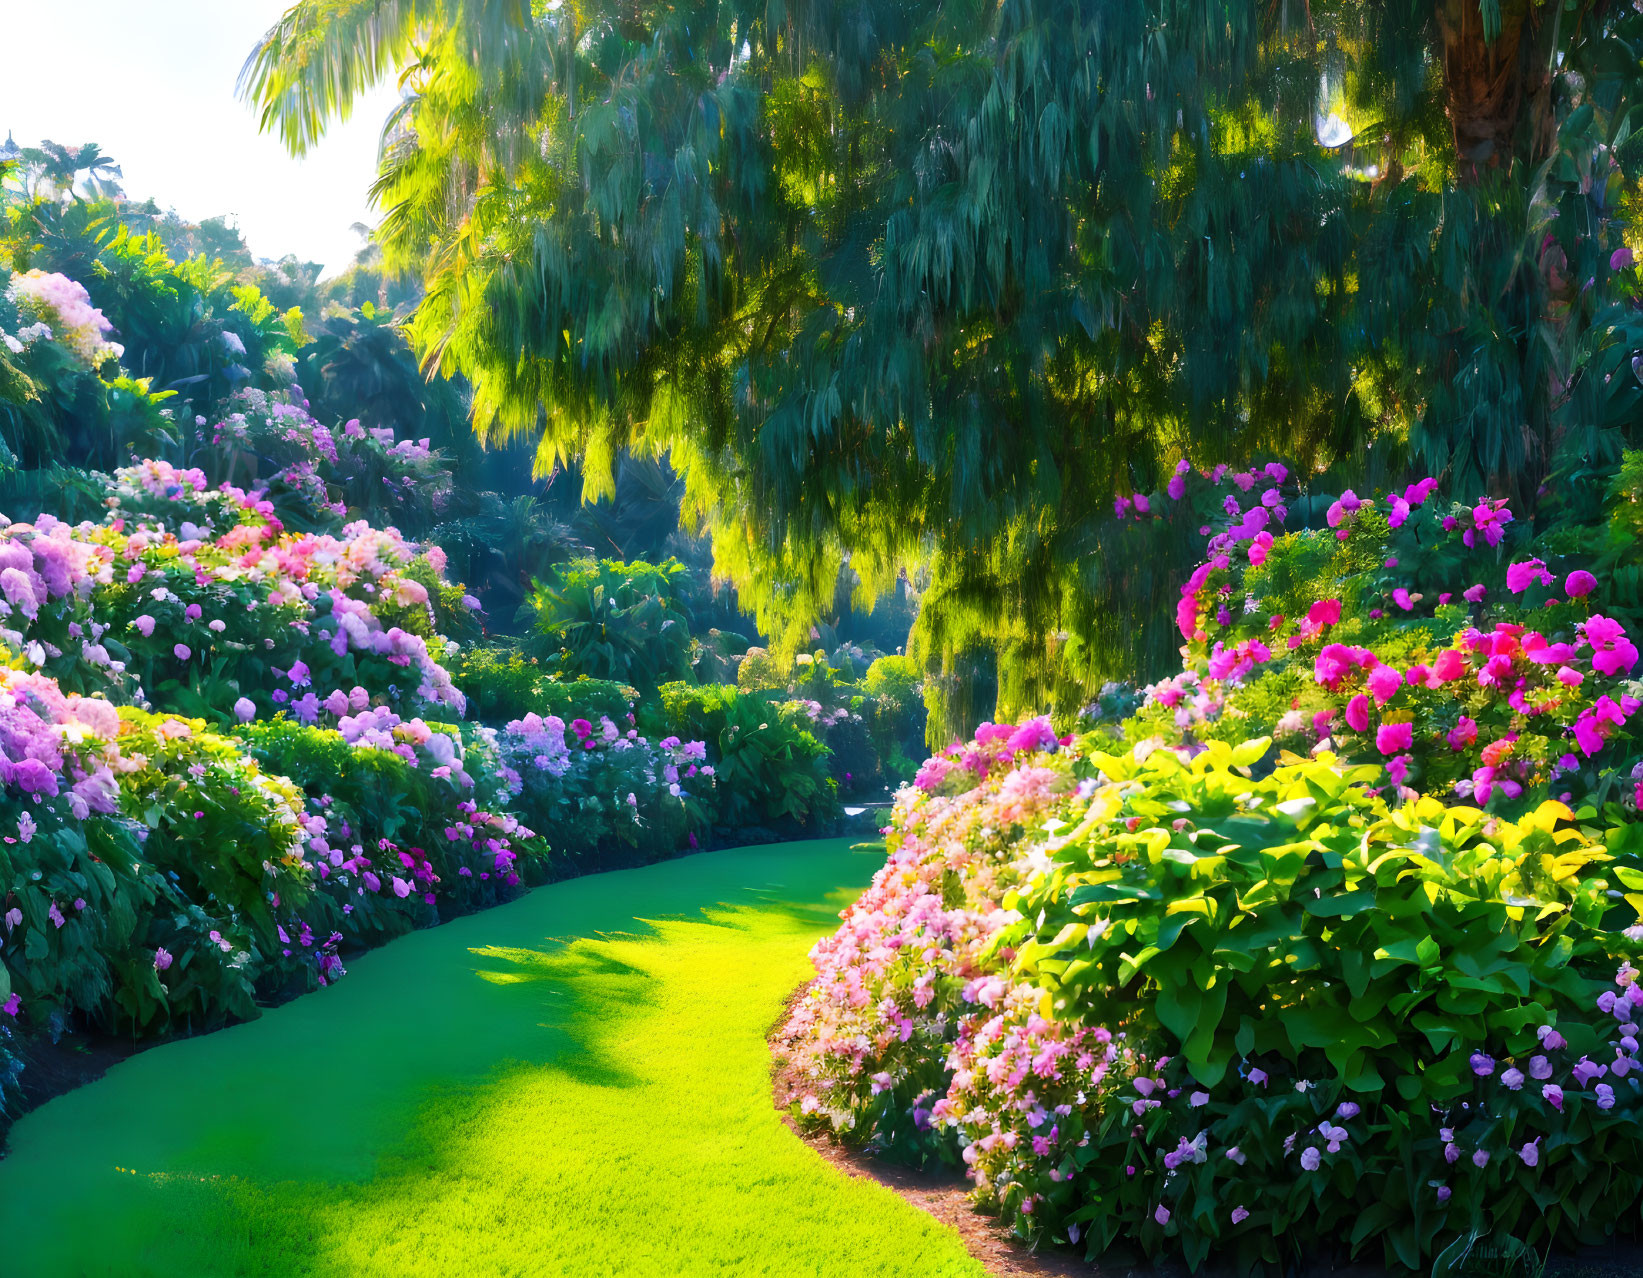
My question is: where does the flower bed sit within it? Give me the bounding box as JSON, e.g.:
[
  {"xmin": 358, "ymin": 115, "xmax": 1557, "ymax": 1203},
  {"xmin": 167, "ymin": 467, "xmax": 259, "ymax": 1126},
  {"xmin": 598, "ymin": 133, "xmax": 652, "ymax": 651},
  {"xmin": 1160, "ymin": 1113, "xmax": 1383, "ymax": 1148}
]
[
  {"xmin": 1113, "ymin": 463, "xmax": 1643, "ymax": 813},
  {"xmin": 779, "ymin": 461, "xmax": 1643, "ymax": 1271},
  {"xmin": 778, "ymin": 724, "xmax": 1643, "ymax": 1271},
  {"xmin": 0, "ymin": 456, "xmax": 740, "ymax": 1134}
]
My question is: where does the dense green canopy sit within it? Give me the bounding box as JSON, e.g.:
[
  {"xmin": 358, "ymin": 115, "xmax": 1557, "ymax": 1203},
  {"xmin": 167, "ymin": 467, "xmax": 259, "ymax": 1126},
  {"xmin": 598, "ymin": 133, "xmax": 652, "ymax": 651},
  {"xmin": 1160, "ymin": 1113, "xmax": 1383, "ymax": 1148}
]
[{"xmin": 245, "ymin": 0, "xmax": 1643, "ymax": 739}]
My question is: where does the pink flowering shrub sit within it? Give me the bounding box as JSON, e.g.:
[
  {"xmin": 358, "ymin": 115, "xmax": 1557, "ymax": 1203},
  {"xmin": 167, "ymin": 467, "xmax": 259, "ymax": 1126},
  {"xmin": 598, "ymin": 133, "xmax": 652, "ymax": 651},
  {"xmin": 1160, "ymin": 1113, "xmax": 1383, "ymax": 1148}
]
[
  {"xmin": 775, "ymin": 718, "xmax": 1093, "ymax": 1159},
  {"xmin": 104, "ymin": 459, "xmax": 263, "ymax": 538},
  {"xmin": 1126, "ymin": 467, "xmax": 1643, "ymax": 812},
  {"xmin": 4, "ymin": 270, "xmax": 123, "ymax": 369},
  {"xmin": 782, "ymin": 723, "xmax": 1643, "ymax": 1271},
  {"xmin": 0, "ymin": 502, "xmax": 469, "ymax": 723}
]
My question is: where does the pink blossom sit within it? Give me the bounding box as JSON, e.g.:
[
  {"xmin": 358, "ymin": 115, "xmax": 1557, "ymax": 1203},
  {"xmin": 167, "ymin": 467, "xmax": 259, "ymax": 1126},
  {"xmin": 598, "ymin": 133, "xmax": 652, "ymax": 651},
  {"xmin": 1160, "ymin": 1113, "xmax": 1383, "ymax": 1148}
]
[
  {"xmin": 1367, "ymin": 664, "xmax": 1403, "ymax": 706},
  {"xmin": 1447, "ymin": 716, "xmax": 1478, "ymax": 749},
  {"xmin": 1376, "ymin": 722, "xmax": 1414, "ymax": 755},
  {"xmin": 1507, "ymin": 559, "xmax": 1553, "ymax": 593}
]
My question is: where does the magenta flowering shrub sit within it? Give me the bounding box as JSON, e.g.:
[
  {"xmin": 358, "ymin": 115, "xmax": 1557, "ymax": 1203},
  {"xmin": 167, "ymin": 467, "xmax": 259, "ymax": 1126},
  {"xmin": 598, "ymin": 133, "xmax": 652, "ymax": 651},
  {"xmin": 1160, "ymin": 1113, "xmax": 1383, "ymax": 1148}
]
[
  {"xmin": 783, "ymin": 723, "xmax": 1643, "ymax": 1271},
  {"xmin": 1120, "ymin": 466, "xmax": 1643, "ymax": 812},
  {"xmin": 104, "ymin": 459, "xmax": 262, "ymax": 538}
]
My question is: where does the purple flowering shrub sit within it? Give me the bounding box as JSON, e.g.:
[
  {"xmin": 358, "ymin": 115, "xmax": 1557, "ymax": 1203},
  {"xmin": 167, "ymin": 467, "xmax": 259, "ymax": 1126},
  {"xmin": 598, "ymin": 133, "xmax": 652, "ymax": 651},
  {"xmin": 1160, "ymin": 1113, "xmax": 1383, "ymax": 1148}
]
[
  {"xmin": 781, "ymin": 727, "xmax": 1643, "ymax": 1271},
  {"xmin": 0, "ymin": 667, "xmax": 146, "ymax": 1026},
  {"xmin": 0, "ymin": 456, "xmax": 724, "ymax": 1112},
  {"xmin": 495, "ymin": 711, "xmax": 713, "ymax": 862},
  {"xmin": 235, "ymin": 715, "xmax": 548, "ymax": 945},
  {"xmin": 200, "ymin": 386, "xmax": 456, "ymax": 533},
  {"xmin": 4, "ymin": 270, "xmax": 124, "ymax": 370}
]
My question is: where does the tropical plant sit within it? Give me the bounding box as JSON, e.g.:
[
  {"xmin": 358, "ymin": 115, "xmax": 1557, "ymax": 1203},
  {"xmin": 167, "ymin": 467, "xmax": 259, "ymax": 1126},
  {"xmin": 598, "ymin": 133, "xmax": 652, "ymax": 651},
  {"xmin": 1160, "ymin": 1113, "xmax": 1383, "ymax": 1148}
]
[
  {"xmin": 527, "ymin": 558, "xmax": 693, "ymax": 693},
  {"xmin": 647, "ymin": 682, "xmax": 837, "ymax": 828},
  {"xmin": 780, "ymin": 720, "xmax": 1643, "ymax": 1273}
]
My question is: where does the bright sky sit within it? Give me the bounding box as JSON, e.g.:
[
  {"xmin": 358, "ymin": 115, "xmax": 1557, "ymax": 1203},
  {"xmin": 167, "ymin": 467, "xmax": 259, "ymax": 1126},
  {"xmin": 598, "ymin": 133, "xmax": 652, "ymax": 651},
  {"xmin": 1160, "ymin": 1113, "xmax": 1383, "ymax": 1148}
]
[{"xmin": 0, "ymin": 0, "xmax": 398, "ymax": 276}]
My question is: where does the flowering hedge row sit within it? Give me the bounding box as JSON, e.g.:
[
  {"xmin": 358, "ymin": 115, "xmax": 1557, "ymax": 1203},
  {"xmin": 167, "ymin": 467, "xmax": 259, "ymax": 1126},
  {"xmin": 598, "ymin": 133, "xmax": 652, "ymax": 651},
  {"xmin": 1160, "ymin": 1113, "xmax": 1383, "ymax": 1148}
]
[
  {"xmin": 781, "ymin": 463, "xmax": 1643, "ymax": 1270},
  {"xmin": 0, "ymin": 441, "xmax": 734, "ymax": 1126},
  {"xmin": 0, "ymin": 266, "xmax": 856, "ymax": 1133},
  {"xmin": 1109, "ymin": 462, "xmax": 1643, "ymax": 815},
  {"xmin": 778, "ymin": 724, "xmax": 1643, "ymax": 1271}
]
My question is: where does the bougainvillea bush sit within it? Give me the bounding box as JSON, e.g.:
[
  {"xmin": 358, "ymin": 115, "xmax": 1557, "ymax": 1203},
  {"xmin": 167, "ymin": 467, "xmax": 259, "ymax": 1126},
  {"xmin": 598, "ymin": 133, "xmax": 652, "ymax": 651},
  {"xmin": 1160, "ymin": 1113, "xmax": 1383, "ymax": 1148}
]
[{"xmin": 778, "ymin": 724, "xmax": 1643, "ymax": 1271}]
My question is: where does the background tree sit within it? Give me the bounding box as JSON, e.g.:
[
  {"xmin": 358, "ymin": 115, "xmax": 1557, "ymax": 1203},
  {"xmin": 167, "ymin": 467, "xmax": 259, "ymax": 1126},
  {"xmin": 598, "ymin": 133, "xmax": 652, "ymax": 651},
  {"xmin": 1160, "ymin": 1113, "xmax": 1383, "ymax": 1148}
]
[{"xmin": 245, "ymin": 0, "xmax": 1643, "ymax": 741}]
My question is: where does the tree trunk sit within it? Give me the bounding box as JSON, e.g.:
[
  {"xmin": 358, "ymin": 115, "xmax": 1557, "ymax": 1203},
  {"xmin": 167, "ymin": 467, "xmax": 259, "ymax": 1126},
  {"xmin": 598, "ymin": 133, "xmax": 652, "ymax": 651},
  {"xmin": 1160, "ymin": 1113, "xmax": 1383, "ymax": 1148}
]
[{"xmin": 1436, "ymin": 0, "xmax": 1534, "ymax": 178}]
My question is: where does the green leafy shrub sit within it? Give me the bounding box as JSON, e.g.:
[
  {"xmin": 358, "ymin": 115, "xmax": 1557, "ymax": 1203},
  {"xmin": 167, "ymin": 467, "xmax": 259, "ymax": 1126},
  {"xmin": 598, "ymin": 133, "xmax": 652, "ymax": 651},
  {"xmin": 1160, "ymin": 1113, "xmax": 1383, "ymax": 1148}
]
[
  {"xmin": 864, "ymin": 655, "xmax": 927, "ymax": 783},
  {"xmin": 526, "ymin": 677, "xmax": 637, "ymax": 725},
  {"xmin": 450, "ymin": 644, "xmax": 555, "ymax": 722},
  {"xmin": 646, "ymin": 683, "xmax": 839, "ymax": 828},
  {"xmin": 528, "ymin": 558, "xmax": 693, "ymax": 693},
  {"xmin": 115, "ymin": 709, "xmax": 327, "ymax": 1031},
  {"xmin": 451, "ymin": 644, "xmax": 638, "ymax": 726},
  {"xmin": 736, "ymin": 646, "xmax": 785, "ymax": 693},
  {"xmin": 781, "ymin": 725, "xmax": 1643, "ymax": 1273}
]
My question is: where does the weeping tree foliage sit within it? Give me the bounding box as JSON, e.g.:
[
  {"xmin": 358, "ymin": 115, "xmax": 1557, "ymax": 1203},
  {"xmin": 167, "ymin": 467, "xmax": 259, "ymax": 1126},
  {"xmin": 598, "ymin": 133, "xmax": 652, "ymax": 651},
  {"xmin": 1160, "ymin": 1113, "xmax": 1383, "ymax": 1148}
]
[{"xmin": 244, "ymin": 0, "xmax": 1643, "ymax": 742}]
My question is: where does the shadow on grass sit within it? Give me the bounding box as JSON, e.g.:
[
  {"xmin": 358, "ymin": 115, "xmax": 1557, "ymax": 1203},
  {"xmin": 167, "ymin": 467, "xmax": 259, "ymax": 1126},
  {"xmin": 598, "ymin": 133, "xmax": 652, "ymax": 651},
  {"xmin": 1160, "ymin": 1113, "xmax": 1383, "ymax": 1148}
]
[{"xmin": 0, "ymin": 839, "xmax": 972, "ymax": 1278}]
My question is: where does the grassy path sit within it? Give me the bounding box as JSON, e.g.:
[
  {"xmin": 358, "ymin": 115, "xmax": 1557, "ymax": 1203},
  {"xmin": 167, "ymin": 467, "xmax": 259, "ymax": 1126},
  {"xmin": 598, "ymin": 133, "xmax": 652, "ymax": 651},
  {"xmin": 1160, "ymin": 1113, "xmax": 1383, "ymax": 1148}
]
[{"xmin": 0, "ymin": 838, "xmax": 984, "ymax": 1278}]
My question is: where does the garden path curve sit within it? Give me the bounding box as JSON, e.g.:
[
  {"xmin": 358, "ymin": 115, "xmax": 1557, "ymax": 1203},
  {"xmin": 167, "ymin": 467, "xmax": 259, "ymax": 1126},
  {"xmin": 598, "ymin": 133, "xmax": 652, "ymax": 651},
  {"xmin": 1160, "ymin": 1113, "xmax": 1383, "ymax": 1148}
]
[{"xmin": 0, "ymin": 838, "xmax": 984, "ymax": 1278}]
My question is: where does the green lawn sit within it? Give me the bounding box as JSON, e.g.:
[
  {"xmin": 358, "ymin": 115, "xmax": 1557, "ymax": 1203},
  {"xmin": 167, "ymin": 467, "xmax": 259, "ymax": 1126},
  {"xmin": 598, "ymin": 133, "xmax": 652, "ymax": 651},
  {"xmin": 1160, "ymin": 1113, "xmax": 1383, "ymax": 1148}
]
[{"xmin": 0, "ymin": 838, "xmax": 984, "ymax": 1278}]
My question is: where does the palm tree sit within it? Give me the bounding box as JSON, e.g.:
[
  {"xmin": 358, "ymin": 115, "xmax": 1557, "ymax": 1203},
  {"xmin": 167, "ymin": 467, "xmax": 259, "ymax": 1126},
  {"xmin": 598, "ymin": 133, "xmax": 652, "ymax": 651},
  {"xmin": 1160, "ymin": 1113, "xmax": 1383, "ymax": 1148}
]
[{"xmin": 16, "ymin": 141, "xmax": 124, "ymax": 203}]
